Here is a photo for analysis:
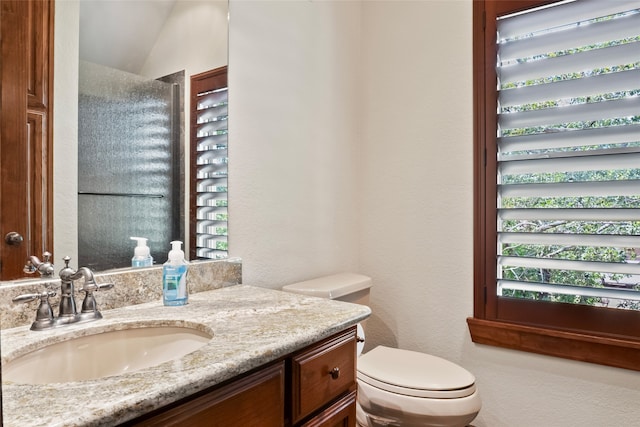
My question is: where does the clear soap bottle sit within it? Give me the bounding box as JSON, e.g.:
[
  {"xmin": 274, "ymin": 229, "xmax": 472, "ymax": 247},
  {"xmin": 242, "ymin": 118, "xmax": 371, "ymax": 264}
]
[
  {"xmin": 162, "ymin": 241, "xmax": 189, "ymax": 306},
  {"xmin": 130, "ymin": 237, "xmax": 153, "ymax": 267}
]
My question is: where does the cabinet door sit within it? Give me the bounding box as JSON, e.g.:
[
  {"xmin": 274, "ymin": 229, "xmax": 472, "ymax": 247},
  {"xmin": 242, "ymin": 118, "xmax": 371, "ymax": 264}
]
[
  {"xmin": 291, "ymin": 328, "xmax": 357, "ymax": 424},
  {"xmin": 300, "ymin": 390, "xmax": 357, "ymax": 427},
  {"xmin": 131, "ymin": 362, "xmax": 285, "ymax": 427}
]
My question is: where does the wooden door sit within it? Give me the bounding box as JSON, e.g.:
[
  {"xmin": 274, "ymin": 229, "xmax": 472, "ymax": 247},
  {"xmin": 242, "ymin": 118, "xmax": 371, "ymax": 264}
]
[{"xmin": 0, "ymin": 0, "xmax": 53, "ymax": 280}]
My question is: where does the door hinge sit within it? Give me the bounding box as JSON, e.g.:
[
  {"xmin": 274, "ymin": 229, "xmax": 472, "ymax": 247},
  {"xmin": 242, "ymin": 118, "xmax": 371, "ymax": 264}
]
[{"xmin": 483, "ymin": 10, "xmax": 486, "ymax": 31}]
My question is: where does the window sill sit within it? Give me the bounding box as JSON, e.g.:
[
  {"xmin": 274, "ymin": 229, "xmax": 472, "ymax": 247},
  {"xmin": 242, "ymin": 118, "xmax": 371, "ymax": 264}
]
[{"xmin": 467, "ymin": 317, "xmax": 640, "ymax": 372}]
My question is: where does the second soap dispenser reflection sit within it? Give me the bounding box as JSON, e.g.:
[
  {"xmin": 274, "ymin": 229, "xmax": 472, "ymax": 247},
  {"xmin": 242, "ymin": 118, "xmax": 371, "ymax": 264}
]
[{"xmin": 130, "ymin": 237, "xmax": 153, "ymax": 267}]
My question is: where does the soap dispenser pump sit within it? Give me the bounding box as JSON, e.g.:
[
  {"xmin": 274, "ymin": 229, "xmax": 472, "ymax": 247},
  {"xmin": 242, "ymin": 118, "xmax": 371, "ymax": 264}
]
[
  {"xmin": 130, "ymin": 237, "xmax": 153, "ymax": 267},
  {"xmin": 162, "ymin": 241, "xmax": 189, "ymax": 306}
]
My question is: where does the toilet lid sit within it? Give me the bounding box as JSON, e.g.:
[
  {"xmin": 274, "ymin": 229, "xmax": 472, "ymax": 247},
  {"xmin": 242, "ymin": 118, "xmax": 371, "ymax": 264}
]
[{"xmin": 357, "ymin": 346, "xmax": 476, "ymax": 399}]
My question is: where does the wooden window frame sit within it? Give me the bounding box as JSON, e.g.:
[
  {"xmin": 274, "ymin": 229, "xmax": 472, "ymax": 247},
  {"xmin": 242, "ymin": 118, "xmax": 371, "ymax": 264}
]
[{"xmin": 467, "ymin": 0, "xmax": 640, "ymax": 372}]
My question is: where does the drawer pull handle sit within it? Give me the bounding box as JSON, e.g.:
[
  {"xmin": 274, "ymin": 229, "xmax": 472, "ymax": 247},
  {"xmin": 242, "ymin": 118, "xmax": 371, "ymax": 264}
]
[{"xmin": 329, "ymin": 367, "xmax": 340, "ymax": 380}]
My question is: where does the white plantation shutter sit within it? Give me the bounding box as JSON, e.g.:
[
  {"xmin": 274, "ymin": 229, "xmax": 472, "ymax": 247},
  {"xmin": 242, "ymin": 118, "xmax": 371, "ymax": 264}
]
[
  {"xmin": 495, "ymin": 1, "xmax": 640, "ymax": 306},
  {"xmin": 192, "ymin": 70, "xmax": 229, "ymax": 260}
]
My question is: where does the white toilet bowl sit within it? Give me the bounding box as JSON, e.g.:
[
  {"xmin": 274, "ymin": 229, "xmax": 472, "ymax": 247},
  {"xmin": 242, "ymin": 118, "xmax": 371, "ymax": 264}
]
[
  {"xmin": 355, "ymin": 346, "xmax": 481, "ymax": 427},
  {"xmin": 282, "ymin": 273, "xmax": 481, "ymax": 427}
]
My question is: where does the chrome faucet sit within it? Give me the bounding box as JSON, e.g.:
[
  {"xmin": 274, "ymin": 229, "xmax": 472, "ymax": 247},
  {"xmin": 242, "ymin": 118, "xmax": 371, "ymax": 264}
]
[
  {"xmin": 13, "ymin": 256, "xmax": 114, "ymax": 331},
  {"xmin": 23, "ymin": 251, "xmax": 55, "ymax": 278}
]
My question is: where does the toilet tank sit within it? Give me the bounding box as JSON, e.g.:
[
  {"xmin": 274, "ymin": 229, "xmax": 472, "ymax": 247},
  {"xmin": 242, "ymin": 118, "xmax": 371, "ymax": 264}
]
[{"xmin": 282, "ymin": 273, "xmax": 372, "ymax": 306}]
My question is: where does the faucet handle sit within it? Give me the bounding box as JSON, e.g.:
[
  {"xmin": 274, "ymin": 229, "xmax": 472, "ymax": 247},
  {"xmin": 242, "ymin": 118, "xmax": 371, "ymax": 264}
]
[
  {"xmin": 13, "ymin": 290, "xmax": 57, "ymax": 331},
  {"xmin": 79, "ymin": 282, "xmax": 114, "ymax": 319},
  {"xmin": 80, "ymin": 282, "xmax": 114, "ymax": 293},
  {"xmin": 12, "ymin": 290, "xmax": 56, "ymax": 304}
]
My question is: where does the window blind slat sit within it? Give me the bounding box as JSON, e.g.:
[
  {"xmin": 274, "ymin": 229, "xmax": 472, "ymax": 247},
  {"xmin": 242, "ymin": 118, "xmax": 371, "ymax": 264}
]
[
  {"xmin": 498, "ymin": 123, "xmax": 640, "ymax": 153},
  {"xmin": 499, "ymin": 151, "xmax": 640, "ymax": 175},
  {"xmin": 499, "ymin": 96, "xmax": 640, "ymax": 130},
  {"xmin": 501, "ymin": 146, "xmax": 640, "ymax": 163},
  {"xmin": 499, "ymin": 179, "xmax": 640, "ymax": 198},
  {"xmin": 498, "ymin": 280, "xmax": 640, "ymax": 301},
  {"xmin": 499, "ymin": 42, "xmax": 640, "ymax": 88},
  {"xmin": 498, "ymin": 255, "xmax": 640, "ymax": 275},
  {"xmin": 499, "ymin": 232, "xmax": 640, "ymax": 248},
  {"xmin": 498, "ymin": 0, "xmax": 639, "ymax": 40},
  {"xmin": 499, "ymin": 69, "xmax": 640, "ymax": 109},
  {"xmin": 499, "ymin": 208, "xmax": 640, "ymax": 221},
  {"xmin": 499, "ymin": 11, "xmax": 640, "ymax": 62}
]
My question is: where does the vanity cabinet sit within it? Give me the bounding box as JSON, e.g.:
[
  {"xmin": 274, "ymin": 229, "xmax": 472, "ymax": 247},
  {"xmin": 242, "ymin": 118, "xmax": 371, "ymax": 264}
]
[
  {"xmin": 131, "ymin": 362, "xmax": 285, "ymax": 427},
  {"xmin": 291, "ymin": 328, "xmax": 357, "ymax": 425},
  {"xmin": 126, "ymin": 326, "xmax": 357, "ymax": 427}
]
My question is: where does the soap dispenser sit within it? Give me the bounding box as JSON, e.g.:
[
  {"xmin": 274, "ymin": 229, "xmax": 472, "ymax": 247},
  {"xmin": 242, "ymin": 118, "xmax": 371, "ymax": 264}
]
[
  {"xmin": 162, "ymin": 241, "xmax": 189, "ymax": 306},
  {"xmin": 130, "ymin": 237, "xmax": 153, "ymax": 267}
]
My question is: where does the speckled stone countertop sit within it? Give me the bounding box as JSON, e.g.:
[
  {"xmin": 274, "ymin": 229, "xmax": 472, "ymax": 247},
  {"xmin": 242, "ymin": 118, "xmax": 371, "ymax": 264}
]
[{"xmin": 1, "ymin": 285, "xmax": 371, "ymax": 427}]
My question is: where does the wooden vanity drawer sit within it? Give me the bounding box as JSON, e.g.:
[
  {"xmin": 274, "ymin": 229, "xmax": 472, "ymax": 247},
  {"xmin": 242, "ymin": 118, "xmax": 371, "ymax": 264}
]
[
  {"xmin": 301, "ymin": 390, "xmax": 357, "ymax": 427},
  {"xmin": 129, "ymin": 362, "xmax": 285, "ymax": 426},
  {"xmin": 291, "ymin": 327, "xmax": 357, "ymax": 424}
]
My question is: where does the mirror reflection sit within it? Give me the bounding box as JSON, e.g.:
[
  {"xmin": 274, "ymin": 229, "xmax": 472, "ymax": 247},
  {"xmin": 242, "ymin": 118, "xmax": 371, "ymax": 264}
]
[
  {"xmin": 77, "ymin": 61, "xmax": 184, "ymax": 271},
  {"xmin": 28, "ymin": 0, "xmax": 227, "ymax": 278}
]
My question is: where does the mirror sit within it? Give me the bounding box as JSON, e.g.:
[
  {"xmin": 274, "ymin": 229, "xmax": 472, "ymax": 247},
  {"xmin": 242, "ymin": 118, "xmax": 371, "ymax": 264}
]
[{"xmin": 6, "ymin": 0, "xmax": 228, "ymax": 281}]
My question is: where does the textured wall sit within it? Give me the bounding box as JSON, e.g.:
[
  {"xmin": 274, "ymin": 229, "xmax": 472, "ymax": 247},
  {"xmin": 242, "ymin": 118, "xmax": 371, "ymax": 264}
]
[
  {"xmin": 228, "ymin": 0, "xmax": 362, "ymax": 288},
  {"xmin": 229, "ymin": 1, "xmax": 640, "ymax": 426},
  {"xmin": 53, "ymin": 0, "xmax": 80, "ymax": 266}
]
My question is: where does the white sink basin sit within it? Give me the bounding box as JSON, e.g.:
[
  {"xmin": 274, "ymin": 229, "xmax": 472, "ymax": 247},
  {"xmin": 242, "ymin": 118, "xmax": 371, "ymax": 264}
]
[{"xmin": 3, "ymin": 324, "xmax": 213, "ymax": 384}]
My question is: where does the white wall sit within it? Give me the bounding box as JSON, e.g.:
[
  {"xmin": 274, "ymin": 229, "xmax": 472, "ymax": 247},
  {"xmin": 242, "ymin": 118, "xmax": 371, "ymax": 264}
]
[
  {"xmin": 228, "ymin": 0, "xmax": 362, "ymax": 287},
  {"xmin": 360, "ymin": 0, "xmax": 475, "ymax": 358},
  {"xmin": 53, "ymin": 1, "xmax": 80, "ymax": 267},
  {"xmin": 229, "ymin": 1, "xmax": 640, "ymax": 426},
  {"xmin": 140, "ymin": 0, "xmax": 228, "ymax": 80}
]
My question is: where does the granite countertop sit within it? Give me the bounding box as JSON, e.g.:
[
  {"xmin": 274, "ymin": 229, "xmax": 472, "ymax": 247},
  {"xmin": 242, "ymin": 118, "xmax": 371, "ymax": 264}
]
[{"xmin": 1, "ymin": 285, "xmax": 371, "ymax": 427}]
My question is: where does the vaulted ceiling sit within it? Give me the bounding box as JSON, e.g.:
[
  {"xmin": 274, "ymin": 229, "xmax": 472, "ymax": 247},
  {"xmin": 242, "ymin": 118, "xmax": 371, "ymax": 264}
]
[{"xmin": 79, "ymin": 0, "xmax": 177, "ymax": 74}]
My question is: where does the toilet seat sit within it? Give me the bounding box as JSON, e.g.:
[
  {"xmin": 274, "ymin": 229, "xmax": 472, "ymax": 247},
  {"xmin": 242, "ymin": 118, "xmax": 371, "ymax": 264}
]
[{"xmin": 357, "ymin": 346, "xmax": 476, "ymax": 399}]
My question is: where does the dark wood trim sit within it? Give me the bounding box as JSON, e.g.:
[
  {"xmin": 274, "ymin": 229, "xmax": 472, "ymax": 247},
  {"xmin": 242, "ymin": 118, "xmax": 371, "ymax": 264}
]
[
  {"xmin": 470, "ymin": 0, "xmax": 640, "ymax": 372},
  {"xmin": 46, "ymin": 0, "xmax": 54, "ymax": 262},
  {"xmin": 467, "ymin": 318, "xmax": 640, "ymax": 372},
  {"xmin": 472, "ymin": 0, "xmax": 487, "ymax": 320},
  {"xmin": 496, "ymin": 298, "xmax": 640, "ymax": 338}
]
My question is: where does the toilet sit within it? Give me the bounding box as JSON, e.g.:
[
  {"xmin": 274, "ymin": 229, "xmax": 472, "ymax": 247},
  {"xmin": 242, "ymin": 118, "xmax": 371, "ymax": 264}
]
[{"xmin": 282, "ymin": 273, "xmax": 481, "ymax": 427}]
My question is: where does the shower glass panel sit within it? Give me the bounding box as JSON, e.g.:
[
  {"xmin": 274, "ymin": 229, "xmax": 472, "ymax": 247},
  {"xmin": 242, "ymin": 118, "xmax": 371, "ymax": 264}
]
[{"xmin": 78, "ymin": 61, "xmax": 181, "ymax": 270}]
